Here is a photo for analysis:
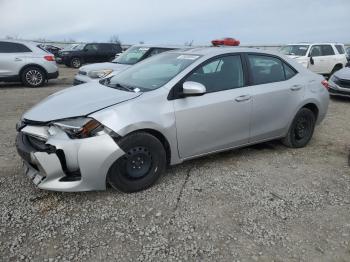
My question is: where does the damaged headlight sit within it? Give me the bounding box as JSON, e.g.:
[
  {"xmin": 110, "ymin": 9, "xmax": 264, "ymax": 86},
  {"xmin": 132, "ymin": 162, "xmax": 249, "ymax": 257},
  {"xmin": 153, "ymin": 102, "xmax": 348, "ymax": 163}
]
[
  {"xmin": 51, "ymin": 117, "xmax": 110, "ymax": 139},
  {"xmin": 88, "ymin": 69, "xmax": 113, "ymax": 79}
]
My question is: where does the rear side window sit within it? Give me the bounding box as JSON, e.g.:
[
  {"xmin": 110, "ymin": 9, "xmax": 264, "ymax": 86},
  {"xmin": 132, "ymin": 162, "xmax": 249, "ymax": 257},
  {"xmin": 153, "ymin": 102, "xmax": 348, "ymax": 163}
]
[
  {"xmin": 335, "ymin": 45, "xmax": 345, "ymax": 54},
  {"xmin": 321, "ymin": 45, "xmax": 335, "ymax": 56},
  {"xmin": 186, "ymin": 55, "xmax": 244, "ymax": 93},
  {"xmin": 248, "ymin": 55, "xmax": 297, "ymax": 85},
  {"xmin": 310, "ymin": 45, "xmax": 335, "ymax": 56},
  {"xmin": 283, "ymin": 63, "xmax": 297, "ymax": 80},
  {"xmin": 0, "ymin": 42, "xmax": 31, "ymax": 53}
]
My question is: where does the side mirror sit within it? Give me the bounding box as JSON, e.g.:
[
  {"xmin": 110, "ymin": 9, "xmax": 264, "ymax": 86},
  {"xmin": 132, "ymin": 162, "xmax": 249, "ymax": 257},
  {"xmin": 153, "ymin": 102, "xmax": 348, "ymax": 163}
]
[
  {"xmin": 310, "ymin": 56, "xmax": 314, "ymax": 65},
  {"xmin": 182, "ymin": 81, "xmax": 206, "ymax": 96}
]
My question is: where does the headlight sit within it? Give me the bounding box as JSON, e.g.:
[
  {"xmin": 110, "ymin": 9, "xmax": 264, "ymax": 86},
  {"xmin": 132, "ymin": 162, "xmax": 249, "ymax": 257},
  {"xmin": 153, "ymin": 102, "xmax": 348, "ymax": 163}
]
[
  {"xmin": 88, "ymin": 69, "xmax": 113, "ymax": 79},
  {"xmin": 51, "ymin": 117, "xmax": 105, "ymax": 139},
  {"xmin": 330, "ymin": 75, "xmax": 339, "ymax": 83},
  {"xmin": 61, "ymin": 51, "xmax": 70, "ymax": 56}
]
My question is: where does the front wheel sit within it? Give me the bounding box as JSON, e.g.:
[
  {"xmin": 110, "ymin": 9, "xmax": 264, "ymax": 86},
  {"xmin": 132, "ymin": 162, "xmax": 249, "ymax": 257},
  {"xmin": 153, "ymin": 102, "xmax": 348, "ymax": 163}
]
[
  {"xmin": 21, "ymin": 67, "xmax": 46, "ymax": 87},
  {"xmin": 70, "ymin": 57, "xmax": 81, "ymax": 68},
  {"xmin": 108, "ymin": 132, "xmax": 166, "ymax": 193},
  {"xmin": 282, "ymin": 108, "xmax": 316, "ymax": 148}
]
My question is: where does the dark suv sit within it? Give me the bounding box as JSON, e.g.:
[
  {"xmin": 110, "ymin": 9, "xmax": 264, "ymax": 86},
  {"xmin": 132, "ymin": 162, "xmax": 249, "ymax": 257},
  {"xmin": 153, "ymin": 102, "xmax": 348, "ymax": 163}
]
[{"xmin": 56, "ymin": 43, "xmax": 122, "ymax": 68}]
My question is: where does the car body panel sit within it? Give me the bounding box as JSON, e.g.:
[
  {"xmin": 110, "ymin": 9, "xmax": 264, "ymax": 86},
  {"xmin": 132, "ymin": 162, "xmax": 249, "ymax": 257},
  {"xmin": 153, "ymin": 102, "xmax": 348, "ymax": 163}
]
[{"xmin": 23, "ymin": 82, "xmax": 142, "ymax": 122}]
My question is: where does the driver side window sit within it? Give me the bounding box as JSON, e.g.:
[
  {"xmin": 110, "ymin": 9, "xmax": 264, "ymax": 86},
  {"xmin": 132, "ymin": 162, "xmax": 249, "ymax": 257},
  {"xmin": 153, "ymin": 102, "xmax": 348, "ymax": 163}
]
[
  {"xmin": 309, "ymin": 46, "xmax": 322, "ymax": 57},
  {"xmin": 85, "ymin": 44, "xmax": 98, "ymax": 51},
  {"xmin": 186, "ymin": 55, "xmax": 244, "ymax": 93}
]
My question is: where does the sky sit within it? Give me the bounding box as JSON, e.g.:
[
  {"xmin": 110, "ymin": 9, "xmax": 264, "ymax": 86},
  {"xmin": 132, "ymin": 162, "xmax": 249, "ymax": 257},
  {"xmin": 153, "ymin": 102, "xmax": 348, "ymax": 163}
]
[{"xmin": 0, "ymin": 0, "xmax": 349, "ymax": 45}]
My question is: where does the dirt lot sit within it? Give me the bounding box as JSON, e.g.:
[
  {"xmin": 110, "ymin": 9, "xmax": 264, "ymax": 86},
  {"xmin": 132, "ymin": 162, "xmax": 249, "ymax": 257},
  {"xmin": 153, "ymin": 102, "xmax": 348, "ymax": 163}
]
[{"xmin": 0, "ymin": 65, "xmax": 350, "ymax": 261}]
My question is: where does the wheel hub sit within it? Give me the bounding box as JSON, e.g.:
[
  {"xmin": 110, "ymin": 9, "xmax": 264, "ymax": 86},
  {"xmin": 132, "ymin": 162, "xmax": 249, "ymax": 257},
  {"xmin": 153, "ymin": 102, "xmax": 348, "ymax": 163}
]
[
  {"xmin": 295, "ymin": 118, "xmax": 308, "ymax": 139},
  {"xmin": 124, "ymin": 147, "xmax": 152, "ymax": 179}
]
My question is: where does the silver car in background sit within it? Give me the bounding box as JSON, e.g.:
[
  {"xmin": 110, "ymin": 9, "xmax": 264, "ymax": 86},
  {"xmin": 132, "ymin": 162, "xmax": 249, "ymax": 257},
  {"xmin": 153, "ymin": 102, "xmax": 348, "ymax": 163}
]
[
  {"xmin": 328, "ymin": 66, "xmax": 350, "ymax": 97},
  {"xmin": 73, "ymin": 45, "xmax": 186, "ymax": 85},
  {"xmin": 16, "ymin": 47, "xmax": 329, "ymax": 193},
  {"xmin": 0, "ymin": 40, "xmax": 58, "ymax": 87}
]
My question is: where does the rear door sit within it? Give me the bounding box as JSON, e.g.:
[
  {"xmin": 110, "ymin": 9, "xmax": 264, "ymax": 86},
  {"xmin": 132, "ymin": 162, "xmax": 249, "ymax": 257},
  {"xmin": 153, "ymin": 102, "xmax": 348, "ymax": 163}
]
[
  {"xmin": 246, "ymin": 54, "xmax": 305, "ymax": 142},
  {"xmin": 83, "ymin": 44, "xmax": 99, "ymax": 63},
  {"xmin": 173, "ymin": 54, "xmax": 252, "ymax": 158},
  {"xmin": 97, "ymin": 44, "xmax": 113, "ymax": 62},
  {"xmin": 0, "ymin": 41, "xmax": 31, "ymax": 77}
]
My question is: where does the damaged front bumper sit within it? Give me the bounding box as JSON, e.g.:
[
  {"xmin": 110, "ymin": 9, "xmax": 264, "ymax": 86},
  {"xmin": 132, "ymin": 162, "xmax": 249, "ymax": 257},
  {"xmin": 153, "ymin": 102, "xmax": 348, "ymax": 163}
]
[{"xmin": 16, "ymin": 125, "xmax": 125, "ymax": 192}]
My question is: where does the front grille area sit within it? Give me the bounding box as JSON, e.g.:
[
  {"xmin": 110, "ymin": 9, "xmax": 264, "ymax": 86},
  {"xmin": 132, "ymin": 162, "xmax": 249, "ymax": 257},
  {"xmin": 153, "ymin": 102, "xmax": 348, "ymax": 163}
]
[
  {"xmin": 337, "ymin": 79, "xmax": 350, "ymax": 89},
  {"xmin": 78, "ymin": 70, "xmax": 87, "ymax": 75}
]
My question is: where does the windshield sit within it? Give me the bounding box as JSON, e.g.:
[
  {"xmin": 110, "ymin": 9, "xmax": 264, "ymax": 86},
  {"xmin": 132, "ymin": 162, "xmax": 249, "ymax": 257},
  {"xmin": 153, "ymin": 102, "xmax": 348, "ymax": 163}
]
[
  {"xmin": 103, "ymin": 52, "xmax": 200, "ymax": 91},
  {"xmin": 112, "ymin": 46, "xmax": 150, "ymax": 65},
  {"xmin": 280, "ymin": 45, "xmax": 309, "ymax": 56}
]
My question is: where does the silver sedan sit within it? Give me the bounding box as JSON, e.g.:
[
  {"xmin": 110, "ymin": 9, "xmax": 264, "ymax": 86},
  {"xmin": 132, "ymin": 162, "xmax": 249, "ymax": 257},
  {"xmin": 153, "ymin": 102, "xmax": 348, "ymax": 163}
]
[{"xmin": 16, "ymin": 47, "xmax": 329, "ymax": 192}]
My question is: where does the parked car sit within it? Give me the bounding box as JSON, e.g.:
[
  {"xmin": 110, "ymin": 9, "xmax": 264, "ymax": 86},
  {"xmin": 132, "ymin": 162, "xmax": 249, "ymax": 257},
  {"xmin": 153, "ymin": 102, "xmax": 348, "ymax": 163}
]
[
  {"xmin": 0, "ymin": 40, "xmax": 58, "ymax": 87},
  {"xmin": 280, "ymin": 43, "xmax": 347, "ymax": 75},
  {"xmin": 346, "ymin": 47, "xmax": 350, "ymax": 65},
  {"xmin": 328, "ymin": 67, "xmax": 350, "ymax": 97},
  {"xmin": 38, "ymin": 44, "xmax": 61, "ymax": 56},
  {"xmin": 73, "ymin": 45, "xmax": 186, "ymax": 85},
  {"xmin": 56, "ymin": 43, "xmax": 122, "ymax": 68},
  {"xmin": 212, "ymin": 37, "xmax": 240, "ymax": 46},
  {"xmin": 16, "ymin": 47, "xmax": 329, "ymax": 193}
]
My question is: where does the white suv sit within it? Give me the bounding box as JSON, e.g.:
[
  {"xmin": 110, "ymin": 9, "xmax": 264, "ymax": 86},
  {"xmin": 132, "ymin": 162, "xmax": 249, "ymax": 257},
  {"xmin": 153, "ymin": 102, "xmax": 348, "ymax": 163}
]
[
  {"xmin": 0, "ymin": 40, "xmax": 59, "ymax": 87},
  {"xmin": 280, "ymin": 43, "xmax": 347, "ymax": 75}
]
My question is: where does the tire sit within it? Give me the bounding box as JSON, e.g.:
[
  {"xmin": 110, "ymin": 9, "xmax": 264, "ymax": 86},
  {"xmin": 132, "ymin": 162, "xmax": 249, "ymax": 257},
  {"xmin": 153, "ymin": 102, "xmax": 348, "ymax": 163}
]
[
  {"xmin": 21, "ymin": 66, "xmax": 46, "ymax": 87},
  {"xmin": 70, "ymin": 57, "xmax": 81, "ymax": 68},
  {"xmin": 107, "ymin": 132, "xmax": 166, "ymax": 193},
  {"xmin": 282, "ymin": 108, "xmax": 316, "ymax": 148}
]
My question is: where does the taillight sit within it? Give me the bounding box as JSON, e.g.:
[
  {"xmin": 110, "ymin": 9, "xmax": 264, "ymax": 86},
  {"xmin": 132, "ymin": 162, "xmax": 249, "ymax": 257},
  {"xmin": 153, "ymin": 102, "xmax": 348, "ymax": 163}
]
[
  {"xmin": 44, "ymin": 55, "xmax": 55, "ymax": 61},
  {"xmin": 321, "ymin": 79, "xmax": 330, "ymax": 90}
]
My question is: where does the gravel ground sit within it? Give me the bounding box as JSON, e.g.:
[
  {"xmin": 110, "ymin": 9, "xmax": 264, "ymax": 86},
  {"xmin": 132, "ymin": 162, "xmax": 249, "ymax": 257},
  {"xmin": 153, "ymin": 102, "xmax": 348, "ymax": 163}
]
[{"xmin": 0, "ymin": 65, "xmax": 350, "ymax": 261}]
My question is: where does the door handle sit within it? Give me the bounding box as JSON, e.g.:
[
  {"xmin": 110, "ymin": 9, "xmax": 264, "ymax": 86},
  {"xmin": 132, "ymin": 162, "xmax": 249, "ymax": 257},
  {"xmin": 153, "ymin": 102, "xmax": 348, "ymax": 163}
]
[
  {"xmin": 235, "ymin": 95, "xmax": 251, "ymax": 102},
  {"xmin": 14, "ymin": 58, "xmax": 22, "ymax": 61},
  {"xmin": 290, "ymin": 85, "xmax": 302, "ymax": 91}
]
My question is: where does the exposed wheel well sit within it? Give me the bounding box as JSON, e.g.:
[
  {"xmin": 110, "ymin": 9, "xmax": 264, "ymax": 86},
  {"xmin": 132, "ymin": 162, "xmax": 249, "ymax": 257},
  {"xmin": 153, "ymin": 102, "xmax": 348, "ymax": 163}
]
[
  {"xmin": 123, "ymin": 129, "xmax": 171, "ymax": 165},
  {"xmin": 302, "ymin": 103, "xmax": 319, "ymax": 120},
  {"xmin": 334, "ymin": 63, "xmax": 343, "ymax": 69},
  {"xmin": 19, "ymin": 64, "xmax": 48, "ymax": 79}
]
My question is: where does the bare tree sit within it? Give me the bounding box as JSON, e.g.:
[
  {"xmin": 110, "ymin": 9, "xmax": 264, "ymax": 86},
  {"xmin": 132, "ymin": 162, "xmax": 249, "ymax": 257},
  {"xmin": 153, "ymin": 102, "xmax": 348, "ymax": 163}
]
[
  {"xmin": 184, "ymin": 40, "xmax": 193, "ymax": 46},
  {"xmin": 109, "ymin": 35, "xmax": 121, "ymax": 44}
]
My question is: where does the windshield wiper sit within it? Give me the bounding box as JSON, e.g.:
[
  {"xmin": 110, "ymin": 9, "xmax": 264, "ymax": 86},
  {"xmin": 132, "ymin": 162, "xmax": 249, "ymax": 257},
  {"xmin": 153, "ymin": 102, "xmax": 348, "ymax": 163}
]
[{"xmin": 114, "ymin": 83, "xmax": 134, "ymax": 92}]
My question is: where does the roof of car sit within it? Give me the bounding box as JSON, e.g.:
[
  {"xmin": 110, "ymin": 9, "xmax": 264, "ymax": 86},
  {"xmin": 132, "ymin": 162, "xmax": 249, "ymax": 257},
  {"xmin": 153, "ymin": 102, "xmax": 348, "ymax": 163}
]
[
  {"xmin": 132, "ymin": 44, "xmax": 190, "ymax": 49},
  {"xmin": 168, "ymin": 46, "xmax": 279, "ymax": 57},
  {"xmin": 0, "ymin": 39, "xmax": 46, "ymax": 51},
  {"xmin": 287, "ymin": 43, "xmax": 345, "ymax": 45}
]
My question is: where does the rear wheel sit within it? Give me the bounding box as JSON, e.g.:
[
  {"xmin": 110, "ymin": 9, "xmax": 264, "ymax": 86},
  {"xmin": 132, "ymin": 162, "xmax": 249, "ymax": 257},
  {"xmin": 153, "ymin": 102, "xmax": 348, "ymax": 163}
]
[
  {"xmin": 108, "ymin": 132, "xmax": 166, "ymax": 193},
  {"xmin": 282, "ymin": 108, "xmax": 316, "ymax": 148},
  {"xmin": 21, "ymin": 67, "xmax": 46, "ymax": 87},
  {"xmin": 70, "ymin": 57, "xmax": 81, "ymax": 68}
]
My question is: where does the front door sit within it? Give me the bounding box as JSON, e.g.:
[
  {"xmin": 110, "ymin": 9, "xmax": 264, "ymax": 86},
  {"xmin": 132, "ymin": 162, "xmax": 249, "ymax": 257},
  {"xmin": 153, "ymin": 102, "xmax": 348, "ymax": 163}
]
[{"xmin": 173, "ymin": 55, "xmax": 251, "ymax": 159}]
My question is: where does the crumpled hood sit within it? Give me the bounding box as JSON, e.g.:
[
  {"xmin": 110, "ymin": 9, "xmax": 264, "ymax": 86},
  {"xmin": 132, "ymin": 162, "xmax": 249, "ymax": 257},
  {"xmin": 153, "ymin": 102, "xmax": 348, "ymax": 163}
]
[
  {"xmin": 333, "ymin": 67, "xmax": 350, "ymax": 80},
  {"xmin": 23, "ymin": 82, "xmax": 142, "ymax": 122},
  {"xmin": 79, "ymin": 62, "xmax": 131, "ymax": 73}
]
